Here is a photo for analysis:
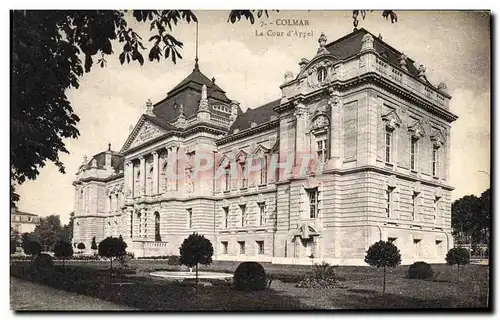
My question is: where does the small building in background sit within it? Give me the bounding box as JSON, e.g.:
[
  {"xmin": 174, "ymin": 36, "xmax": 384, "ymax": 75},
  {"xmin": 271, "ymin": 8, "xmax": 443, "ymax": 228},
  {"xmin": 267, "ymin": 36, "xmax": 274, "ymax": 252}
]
[{"xmin": 11, "ymin": 209, "xmax": 40, "ymax": 234}]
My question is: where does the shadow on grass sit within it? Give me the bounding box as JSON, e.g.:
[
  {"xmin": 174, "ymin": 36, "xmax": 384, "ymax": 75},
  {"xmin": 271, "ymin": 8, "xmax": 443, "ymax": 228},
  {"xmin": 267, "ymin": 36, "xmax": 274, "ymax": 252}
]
[
  {"xmin": 11, "ymin": 263, "xmax": 307, "ymax": 311},
  {"xmin": 333, "ymin": 292, "xmax": 460, "ymax": 309}
]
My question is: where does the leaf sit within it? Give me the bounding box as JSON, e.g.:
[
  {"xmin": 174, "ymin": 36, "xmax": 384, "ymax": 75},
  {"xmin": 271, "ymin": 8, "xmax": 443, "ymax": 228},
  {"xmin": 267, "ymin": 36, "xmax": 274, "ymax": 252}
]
[
  {"xmin": 119, "ymin": 51, "xmax": 125, "ymax": 64},
  {"xmin": 137, "ymin": 53, "xmax": 144, "ymax": 65}
]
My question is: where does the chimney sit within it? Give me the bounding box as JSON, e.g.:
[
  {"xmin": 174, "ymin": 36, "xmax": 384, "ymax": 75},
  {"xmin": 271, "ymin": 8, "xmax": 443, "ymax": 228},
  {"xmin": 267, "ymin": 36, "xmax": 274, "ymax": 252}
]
[{"xmin": 105, "ymin": 143, "xmax": 112, "ymax": 168}]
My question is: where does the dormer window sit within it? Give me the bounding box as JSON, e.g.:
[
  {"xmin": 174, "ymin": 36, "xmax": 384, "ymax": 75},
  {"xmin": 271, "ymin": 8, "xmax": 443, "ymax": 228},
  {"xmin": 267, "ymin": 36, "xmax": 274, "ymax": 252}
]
[{"xmin": 317, "ymin": 67, "xmax": 327, "ymax": 82}]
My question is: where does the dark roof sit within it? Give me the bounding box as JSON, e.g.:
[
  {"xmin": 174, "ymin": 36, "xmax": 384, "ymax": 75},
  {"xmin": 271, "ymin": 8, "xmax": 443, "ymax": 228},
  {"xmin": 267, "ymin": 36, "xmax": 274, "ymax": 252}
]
[
  {"xmin": 153, "ymin": 66, "xmax": 232, "ymax": 123},
  {"xmin": 325, "ymin": 28, "xmax": 435, "ymax": 88},
  {"xmin": 143, "ymin": 114, "xmax": 177, "ymax": 131},
  {"xmin": 229, "ymin": 99, "xmax": 280, "ymax": 132},
  {"xmin": 83, "ymin": 150, "xmax": 123, "ymax": 173},
  {"xmin": 11, "ymin": 209, "xmax": 38, "ymax": 217}
]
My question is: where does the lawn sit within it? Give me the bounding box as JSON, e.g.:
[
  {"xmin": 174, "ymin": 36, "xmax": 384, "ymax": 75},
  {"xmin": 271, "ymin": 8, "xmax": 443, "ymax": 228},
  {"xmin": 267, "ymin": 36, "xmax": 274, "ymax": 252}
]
[
  {"xmin": 10, "ymin": 277, "xmax": 134, "ymax": 311},
  {"xmin": 10, "ymin": 259, "xmax": 490, "ymax": 310}
]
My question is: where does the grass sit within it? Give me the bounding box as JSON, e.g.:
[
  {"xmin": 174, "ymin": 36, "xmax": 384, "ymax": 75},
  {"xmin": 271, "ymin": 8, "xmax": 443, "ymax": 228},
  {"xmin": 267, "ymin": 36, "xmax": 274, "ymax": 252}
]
[
  {"xmin": 10, "ymin": 259, "xmax": 490, "ymax": 310},
  {"xmin": 10, "ymin": 277, "xmax": 135, "ymax": 311}
]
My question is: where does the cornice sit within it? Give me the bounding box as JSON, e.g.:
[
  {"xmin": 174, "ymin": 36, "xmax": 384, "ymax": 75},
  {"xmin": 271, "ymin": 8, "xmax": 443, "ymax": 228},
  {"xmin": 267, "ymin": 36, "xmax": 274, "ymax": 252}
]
[
  {"xmin": 275, "ymin": 73, "xmax": 458, "ymax": 123},
  {"xmin": 216, "ymin": 119, "xmax": 280, "ymax": 145}
]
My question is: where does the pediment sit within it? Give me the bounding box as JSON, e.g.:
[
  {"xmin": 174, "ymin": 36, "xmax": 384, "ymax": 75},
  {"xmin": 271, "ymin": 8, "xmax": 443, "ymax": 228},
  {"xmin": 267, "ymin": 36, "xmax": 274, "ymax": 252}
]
[
  {"xmin": 430, "ymin": 129, "xmax": 446, "ymax": 147},
  {"xmin": 253, "ymin": 144, "xmax": 270, "ymax": 155},
  {"xmin": 297, "ymin": 55, "xmax": 340, "ymax": 79},
  {"xmin": 235, "ymin": 150, "xmax": 248, "ymax": 163},
  {"xmin": 408, "ymin": 120, "xmax": 426, "ymax": 138},
  {"xmin": 121, "ymin": 116, "xmax": 169, "ymax": 152},
  {"xmin": 382, "ymin": 109, "xmax": 402, "ymax": 130},
  {"xmin": 217, "ymin": 154, "xmax": 231, "ymax": 168}
]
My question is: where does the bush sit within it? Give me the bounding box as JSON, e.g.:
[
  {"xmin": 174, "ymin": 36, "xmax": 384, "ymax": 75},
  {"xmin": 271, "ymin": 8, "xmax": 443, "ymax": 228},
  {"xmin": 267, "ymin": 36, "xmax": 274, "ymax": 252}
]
[
  {"xmin": 312, "ymin": 262, "xmax": 338, "ymax": 280},
  {"xmin": 407, "ymin": 261, "xmax": 434, "ymax": 280},
  {"xmin": 446, "ymin": 247, "xmax": 470, "ymax": 282},
  {"xmin": 53, "ymin": 240, "xmax": 73, "ymax": 266},
  {"xmin": 33, "ymin": 253, "xmax": 54, "ymax": 271},
  {"xmin": 179, "ymin": 233, "xmax": 214, "ymax": 286},
  {"xmin": 233, "ymin": 261, "xmax": 267, "ymax": 291},
  {"xmin": 77, "ymin": 242, "xmax": 86, "ymax": 250},
  {"xmin": 364, "ymin": 240, "xmax": 402, "ymax": 293},
  {"xmin": 98, "ymin": 236, "xmax": 127, "ymax": 270}
]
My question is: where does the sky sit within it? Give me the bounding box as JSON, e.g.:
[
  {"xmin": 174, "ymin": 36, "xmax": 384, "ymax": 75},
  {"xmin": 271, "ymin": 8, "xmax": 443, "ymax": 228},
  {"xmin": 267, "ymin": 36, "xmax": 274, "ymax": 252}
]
[{"xmin": 15, "ymin": 10, "xmax": 490, "ymax": 224}]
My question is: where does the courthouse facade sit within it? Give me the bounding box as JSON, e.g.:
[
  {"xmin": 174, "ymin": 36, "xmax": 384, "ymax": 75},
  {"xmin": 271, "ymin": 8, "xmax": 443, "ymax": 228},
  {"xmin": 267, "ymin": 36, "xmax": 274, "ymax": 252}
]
[{"xmin": 72, "ymin": 29, "xmax": 457, "ymax": 265}]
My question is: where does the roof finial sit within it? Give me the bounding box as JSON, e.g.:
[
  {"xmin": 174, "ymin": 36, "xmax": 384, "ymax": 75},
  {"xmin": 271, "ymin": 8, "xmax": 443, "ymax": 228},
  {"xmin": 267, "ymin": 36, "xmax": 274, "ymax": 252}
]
[
  {"xmin": 108, "ymin": 143, "xmax": 111, "ymax": 151},
  {"xmin": 145, "ymin": 98, "xmax": 153, "ymax": 116},
  {"xmin": 194, "ymin": 21, "xmax": 199, "ymax": 71}
]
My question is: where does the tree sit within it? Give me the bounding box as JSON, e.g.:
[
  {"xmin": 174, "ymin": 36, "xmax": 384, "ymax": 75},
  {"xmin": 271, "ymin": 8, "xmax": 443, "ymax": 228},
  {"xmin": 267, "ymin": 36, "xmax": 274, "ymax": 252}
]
[
  {"xmin": 53, "ymin": 240, "xmax": 73, "ymax": 267},
  {"xmin": 61, "ymin": 212, "xmax": 74, "ymax": 242},
  {"xmin": 445, "ymin": 247, "xmax": 470, "ymax": 283},
  {"xmin": 33, "ymin": 215, "xmax": 64, "ymax": 251},
  {"xmin": 91, "ymin": 236, "xmax": 98, "ymax": 251},
  {"xmin": 179, "ymin": 232, "xmax": 214, "ymax": 287},
  {"xmin": 21, "ymin": 235, "xmax": 41, "ymax": 261},
  {"xmin": 98, "ymin": 236, "xmax": 127, "ymax": 270},
  {"xmin": 364, "ymin": 240, "xmax": 402, "ymax": 293},
  {"xmin": 479, "ymin": 188, "xmax": 491, "ymax": 244},
  {"xmin": 11, "ymin": 10, "xmax": 398, "ymax": 208},
  {"xmin": 10, "ymin": 239, "xmax": 17, "ymax": 255},
  {"xmin": 452, "ymin": 195, "xmax": 483, "ymax": 244}
]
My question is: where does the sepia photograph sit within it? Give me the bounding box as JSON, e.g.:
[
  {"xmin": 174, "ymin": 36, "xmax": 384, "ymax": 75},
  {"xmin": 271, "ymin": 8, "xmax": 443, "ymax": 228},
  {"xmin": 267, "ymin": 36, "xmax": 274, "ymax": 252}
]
[{"xmin": 10, "ymin": 9, "xmax": 491, "ymax": 311}]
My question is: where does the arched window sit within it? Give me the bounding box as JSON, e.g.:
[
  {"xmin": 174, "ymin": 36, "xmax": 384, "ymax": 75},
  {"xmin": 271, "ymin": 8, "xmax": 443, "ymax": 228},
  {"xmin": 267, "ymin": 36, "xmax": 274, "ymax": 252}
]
[
  {"xmin": 154, "ymin": 212, "xmax": 161, "ymax": 241},
  {"xmin": 148, "ymin": 165, "xmax": 154, "ymax": 195},
  {"xmin": 317, "ymin": 67, "xmax": 327, "ymax": 83},
  {"xmin": 162, "ymin": 161, "xmax": 168, "ymax": 192},
  {"xmin": 224, "ymin": 163, "xmax": 231, "ymax": 191}
]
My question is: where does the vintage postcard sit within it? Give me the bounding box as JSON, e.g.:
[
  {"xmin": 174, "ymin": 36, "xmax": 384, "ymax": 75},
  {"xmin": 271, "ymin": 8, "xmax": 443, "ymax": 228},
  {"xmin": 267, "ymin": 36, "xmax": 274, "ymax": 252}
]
[{"xmin": 10, "ymin": 10, "xmax": 490, "ymax": 311}]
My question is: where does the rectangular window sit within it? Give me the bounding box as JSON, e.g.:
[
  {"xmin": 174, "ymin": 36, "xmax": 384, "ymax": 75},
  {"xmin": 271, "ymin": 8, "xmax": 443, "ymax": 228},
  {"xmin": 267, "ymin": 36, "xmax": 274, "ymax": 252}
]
[
  {"xmin": 386, "ymin": 187, "xmax": 395, "ymax": 218},
  {"xmin": 307, "ymin": 188, "xmax": 319, "ymax": 219},
  {"xmin": 385, "ymin": 128, "xmax": 392, "ymax": 163},
  {"xmin": 240, "ymin": 205, "xmax": 246, "ymax": 227},
  {"xmin": 225, "ymin": 169, "xmax": 231, "ymax": 191},
  {"xmin": 412, "ymin": 192, "xmax": 418, "ymax": 220},
  {"xmin": 238, "ymin": 241, "xmax": 245, "ymax": 255},
  {"xmin": 316, "ymin": 137, "xmax": 327, "ymax": 163},
  {"xmin": 223, "ymin": 207, "xmax": 229, "ymax": 228},
  {"xmin": 410, "ymin": 137, "xmax": 417, "ymax": 171},
  {"xmin": 221, "ymin": 241, "xmax": 228, "ymax": 254},
  {"xmin": 187, "ymin": 208, "xmax": 192, "ymax": 228},
  {"xmin": 432, "ymin": 146, "xmax": 439, "ymax": 176},
  {"xmin": 256, "ymin": 241, "xmax": 264, "ymax": 255},
  {"xmin": 260, "ymin": 157, "xmax": 267, "ymax": 185},
  {"xmin": 434, "ymin": 196, "xmax": 441, "ymax": 222},
  {"xmin": 258, "ymin": 203, "xmax": 265, "ymax": 226},
  {"xmin": 241, "ymin": 163, "xmax": 247, "ymax": 188}
]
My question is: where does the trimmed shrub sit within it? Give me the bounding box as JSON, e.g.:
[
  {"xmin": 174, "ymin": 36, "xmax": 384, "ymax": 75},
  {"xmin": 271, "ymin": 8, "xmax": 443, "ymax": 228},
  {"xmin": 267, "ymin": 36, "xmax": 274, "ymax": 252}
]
[
  {"xmin": 53, "ymin": 240, "xmax": 73, "ymax": 267},
  {"xmin": 233, "ymin": 261, "xmax": 267, "ymax": 291},
  {"xmin": 33, "ymin": 253, "xmax": 54, "ymax": 271},
  {"xmin": 407, "ymin": 261, "xmax": 434, "ymax": 280},
  {"xmin": 446, "ymin": 247, "xmax": 470, "ymax": 282},
  {"xmin": 77, "ymin": 242, "xmax": 86, "ymax": 250}
]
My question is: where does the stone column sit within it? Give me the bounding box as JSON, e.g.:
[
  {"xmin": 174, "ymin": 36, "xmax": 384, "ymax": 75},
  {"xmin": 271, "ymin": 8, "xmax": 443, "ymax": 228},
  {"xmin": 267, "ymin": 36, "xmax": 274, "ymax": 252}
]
[
  {"xmin": 152, "ymin": 151, "xmax": 159, "ymax": 195},
  {"xmin": 139, "ymin": 156, "xmax": 146, "ymax": 196},
  {"xmin": 125, "ymin": 161, "xmax": 132, "ymax": 198},
  {"xmin": 327, "ymin": 89, "xmax": 342, "ymax": 169},
  {"xmin": 294, "ymin": 99, "xmax": 308, "ymax": 160}
]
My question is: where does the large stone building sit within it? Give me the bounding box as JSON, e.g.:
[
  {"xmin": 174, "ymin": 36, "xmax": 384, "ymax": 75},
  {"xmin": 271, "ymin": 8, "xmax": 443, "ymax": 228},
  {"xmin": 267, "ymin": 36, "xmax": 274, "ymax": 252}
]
[{"xmin": 72, "ymin": 29, "xmax": 457, "ymax": 265}]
